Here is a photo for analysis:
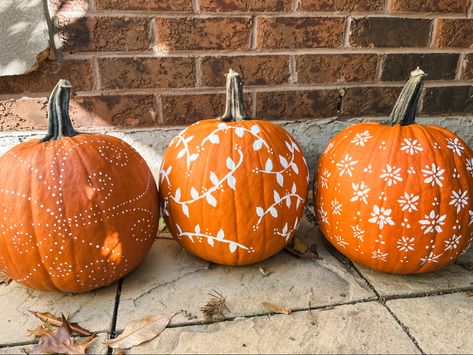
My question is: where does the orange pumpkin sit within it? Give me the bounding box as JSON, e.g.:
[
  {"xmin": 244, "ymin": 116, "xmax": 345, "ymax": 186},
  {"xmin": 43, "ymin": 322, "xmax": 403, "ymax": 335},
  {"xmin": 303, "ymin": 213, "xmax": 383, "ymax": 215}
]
[
  {"xmin": 0, "ymin": 80, "xmax": 159, "ymax": 292},
  {"xmin": 159, "ymin": 70, "xmax": 309, "ymax": 265},
  {"xmin": 315, "ymin": 68, "xmax": 473, "ymax": 274}
]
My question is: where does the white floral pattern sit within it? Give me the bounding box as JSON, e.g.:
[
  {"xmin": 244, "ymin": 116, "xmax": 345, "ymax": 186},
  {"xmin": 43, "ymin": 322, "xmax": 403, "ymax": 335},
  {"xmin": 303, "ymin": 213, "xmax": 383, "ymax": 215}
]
[
  {"xmin": 372, "ymin": 249, "xmax": 388, "ymax": 262},
  {"xmin": 446, "ymin": 137, "xmax": 464, "ymax": 156},
  {"xmin": 350, "ymin": 181, "xmax": 370, "ymax": 204},
  {"xmin": 397, "ymin": 193, "xmax": 419, "ymax": 212},
  {"xmin": 419, "ymin": 211, "xmax": 447, "ymax": 234},
  {"xmin": 379, "ymin": 164, "xmax": 403, "ymax": 186},
  {"xmin": 422, "ymin": 163, "xmax": 445, "ymax": 187},
  {"xmin": 368, "ymin": 205, "xmax": 395, "ymax": 230},
  {"xmin": 444, "ymin": 234, "xmax": 461, "ymax": 251},
  {"xmin": 350, "ymin": 130, "xmax": 372, "ymax": 147},
  {"xmin": 449, "ymin": 190, "xmax": 469, "ymax": 213},
  {"xmin": 400, "ymin": 138, "xmax": 423, "ymax": 155},
  {"xmin": 336, "ymin": 154, "xmax": 358, "ymax": 177},
  {"xmin": 397, "ymin": 236, "xmax": 415, "ymax": 252}
]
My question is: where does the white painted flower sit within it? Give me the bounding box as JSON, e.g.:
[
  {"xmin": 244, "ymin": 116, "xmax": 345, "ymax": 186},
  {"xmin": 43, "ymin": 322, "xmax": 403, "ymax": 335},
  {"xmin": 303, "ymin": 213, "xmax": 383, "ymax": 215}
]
[
  {"xmin": 422, "ymin": 163, "xmax": 445, "ymax": 187},
  {"xmin": 318, "ymin": 206, "xmax": 329, "ymax": 225},
  {"xmin": 466, "ymin": 158, "xmax": 473, "ymax": 177},
  {"xmin": 331, "ymin": 198, "xmax": 342, "ymax": 215},
  {"xmin": 397, "ymin": 193, "xmax": 419, "ymax": 212},
  {"xmin": 400, "ymin": 138, "xmax": 423, "ymax": 155},
  {"xmin": 380, "ymin": 164, "xmax": 403, "ymax": 186},
  {"xmin": 350, "ymin": 130, "xmax": 372, "ymax": 147},
  {"xmin": 446, "ymin": 137, "xmax": 464, "ymax": 156},
  {"xmin": 372, "ymin": 249, "xmax": 388, "ymax": 262},
  {"xmin": 449, "ymin": 189, "xmax": 469, "ymax": 213},
  {"xmin": 320, "ymin": 169, "xmax": 331, "ymax": 189},
  {"xmin": 336, "ymin": 154, "xmax": 359, "ymax": 177},
  {"xmin": 350, "ymin": 181, "xmax": 370, "ymax": 204},
  {"xmin": 420, "ymin": 251, "xmax": 443, "ymax": 265},
  {"xmin": 323, "ymin": 141, "xmax": 335, "ymax": 156},
  {"xmin": 351, "ymin": 225, "xmax": 365, "ymax": 241},
  {"xmin": 419, "ymin": 210, "xmax": 447, "ymax": 234},
  {"xmin": 407, "ymin": 167, "xmax": 416, "ymax": 175},
  {"xmin": 334, "ymin": 235, "xmax": 348, "ymax": 248},
  {"xmin": 368, "ymin": 205, "xmax": 395, "ymax": 230},
  {"xmin": 445, "ymin": 234, "xmax": 461, "ymax": 251},
  {"xmin": 397, "ymin": 236, "xmax": 415, "ymax": 252}
]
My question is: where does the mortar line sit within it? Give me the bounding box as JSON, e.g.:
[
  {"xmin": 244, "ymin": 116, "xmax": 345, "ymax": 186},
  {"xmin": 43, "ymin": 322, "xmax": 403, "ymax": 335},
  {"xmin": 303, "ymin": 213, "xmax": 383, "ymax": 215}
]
[
  {"xmin": 342, "ymin": 16, "xmax": 351, "ymax": 48},
  {"xmin": 250, "ymin": 16, "xmax": 258, "ymax": 49},
  {"xmin": 376, "ymin": 55, "xmax": 385, "ymax": 82},
  {"xmin": 468, "ymin": 0, "xmax": 473, "ymax": 18},
  {"xmin": 455, "ymin": 53, "xmax": 466, "ymax": 80},
  {"xmin": 195, "ymin": 57, "xmax": 203, "ymax": 87},
  {"xmin": 91, "ymin": 57, "xmax": 102, "ymax": 93},
  {"xmin": 192, "ymin": 0, "xmax": 200, "ymax": 13},
  {"xmin": 289, "ymin": 55, "xmax": 297, "ymax": 83},
  {"xmin": 292, "ymin": 0, "xmax": 301, "ymax": 12},
  {"xmin": 107, "ymin": 279, "xmax": 123, "ymax": 355},
  {"xmin": 429, "ymin": 18, "xmax": 438, "ymax": 48}
]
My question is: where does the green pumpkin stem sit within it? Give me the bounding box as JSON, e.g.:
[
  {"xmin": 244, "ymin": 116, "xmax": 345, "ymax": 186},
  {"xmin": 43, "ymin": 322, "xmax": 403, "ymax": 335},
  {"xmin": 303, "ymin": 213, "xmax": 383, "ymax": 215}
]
[
  {"xmin": 388, "ymin": 67, "xmax": 427, "ymax": 126},
  {"xmin": 41, "ymin": 79, "xmax": 79, "ymax": 142},
  {"xmin": 219, "ymin": 69, "xmax": 250, "ymax": 122}
]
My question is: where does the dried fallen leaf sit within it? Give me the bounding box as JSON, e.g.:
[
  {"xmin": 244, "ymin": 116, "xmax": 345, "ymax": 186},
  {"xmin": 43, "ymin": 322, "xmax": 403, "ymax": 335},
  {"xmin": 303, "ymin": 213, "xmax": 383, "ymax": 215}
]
[
  {"xmin": 0, "ymin": 272, "xmax": 12, "ymax": 286},
  {"xmin": 105, "ymin": 312, "xmax": 177, "ymax": 349},
  {"xmin": 262, "ymin": 302, "xmax": 292, "ymax": 315},
  {"xmin": 200, "ymin": 290, "xmax": 230, "ymax": 322},
  {"xmin": 27, "ymin": 325, "xmax": 53, "ymax": 338},
  {"xmin": 30, "ymin": 311, "xmax": 93, "ymax": 337},
  {"xmin": 158, "ymin": 217, "xmax": 168, "ymax": 233},
  {"xmin": 259, "ymin": 267, "xmax": 271, "ymax": 277},
  {"xmin": 293, "ymin": 237, "xmax": 309, "ymax": 254},
  {"xmin": 25, "ymin": 315, "xmax": 96, "ymax": 355},
  {"xmin": 465, "ymin": 290, "xmax": 473, "ymax": 297},
  {"xmin": 285, "ymin": 237, "xmax": 319, "ymax": 260}
]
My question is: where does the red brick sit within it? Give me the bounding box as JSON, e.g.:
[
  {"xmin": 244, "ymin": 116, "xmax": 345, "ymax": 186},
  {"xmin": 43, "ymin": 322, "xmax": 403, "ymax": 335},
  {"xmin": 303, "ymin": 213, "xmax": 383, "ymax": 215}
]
[
  {"xmin": 422, "ymin": 87, "xmax": 473, "ymax": 115},
  {"xmin": 200, "ymin": 56, "xmax": 290, "ymax": 87},
  {"xmin": 461, "ymin": 54, "xmax": 473, "ymax": 80},
  {"xmin": 298, "ymin": 0, "xmax": 384, "ymax": 12},
  {"xmin": 390, "ymin": 0, "xmax": 468, "ymax": 13},
  {"xmin": 350, "ymin": 17, "xmax": 432, "ymax": 48},
  {"xmin": 95, "ymin": 0, "xmax": 192, "ymax": 11},
  {"xmin": 0, "ymin": 95, "xmax": 158, "ymax": 130},
  {"xmin": 49, "ymin": 0, "xmax": 89, "ymax": 12},
  {"xmin": 161, "ymin": 93, "xmax": 252, "ymax": 125},
  {"xmin": 156, "ymin": 17, "xmax": 252, "ymax": 51},
  {"xmin": 341, "ymin": 87, "xmax": 402, "ymax": 116},
  {"xmin": 0, "ymin": 59, "xmax": 94, "ymax": 94},
  {"xmin": 296, "ymin": 54, "xmax": 378, "ymax": 84},
  {"xmin": 98, "ymin": 57, "xmax": 195, "ymax": 90},
  {"xmin": 381, "ymin": 54, "xmax": 459, "ymax": 81},
  {"xmin": 200, "ymin": 0, "xmax": 292, "ymax": 12},
  {"xmin": 56, "ymin": 16, "xmax": 152, "ymax": 52},
  {"xmin": 256, "ymin": 90, "xmax": 339, "ymax": 120},
  {"xmin": 257, "ymin": 17, "xmax": 345, "ymax": 49},
  {"xmin": 435, "ymin": 20, "xmax": 473, "ymax": 48}
]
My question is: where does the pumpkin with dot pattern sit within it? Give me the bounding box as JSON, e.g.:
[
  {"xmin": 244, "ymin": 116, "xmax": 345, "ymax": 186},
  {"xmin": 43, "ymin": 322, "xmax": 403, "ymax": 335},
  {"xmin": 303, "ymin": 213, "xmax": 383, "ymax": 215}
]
[{"xmin": 0, "ymin": 80, "xmax": 159, "ymax": 292}]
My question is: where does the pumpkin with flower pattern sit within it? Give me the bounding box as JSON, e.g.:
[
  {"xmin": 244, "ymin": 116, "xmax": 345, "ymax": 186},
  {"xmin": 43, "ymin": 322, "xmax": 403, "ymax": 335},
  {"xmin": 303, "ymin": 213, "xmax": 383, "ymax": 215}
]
[
  {"xmin": 159, "ymin": 70, "xmax": 309, "ymax": 265},
  {"xmin": 315, "ymin": 68, "xmax": 473, "ymax": 274}
]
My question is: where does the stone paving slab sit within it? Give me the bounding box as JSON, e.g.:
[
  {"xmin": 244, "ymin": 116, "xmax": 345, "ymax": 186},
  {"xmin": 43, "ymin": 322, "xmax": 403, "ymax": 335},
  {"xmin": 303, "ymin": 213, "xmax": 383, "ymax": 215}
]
[
  {"xmin": 127, "ymin": 301, "xmax": 420, "ymax": 354},
  {"xmin": 354, "ymin": 262, "xmax": 473, "ymax": 298},
  {"xmin": 0, "ymin": 282, "xmax": 117, "ymax": 345},
  {"xmin": 387, "ymin": 293, "xmax": 473, "ymax": 354},
  {"xmin": 456, "ymin": 246, "xmax": 473, "ymax": 266},
  {"xmin": 116, "ymin": 216, "xmax": 376, "ymax": 329}
]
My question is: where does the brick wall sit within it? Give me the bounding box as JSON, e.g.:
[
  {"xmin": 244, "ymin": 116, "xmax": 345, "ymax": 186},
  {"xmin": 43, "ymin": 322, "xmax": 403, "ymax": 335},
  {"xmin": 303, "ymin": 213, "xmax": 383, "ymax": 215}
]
[{"xmin": 0, "ymin": 0, "xmax": 472, "ymax": 130}]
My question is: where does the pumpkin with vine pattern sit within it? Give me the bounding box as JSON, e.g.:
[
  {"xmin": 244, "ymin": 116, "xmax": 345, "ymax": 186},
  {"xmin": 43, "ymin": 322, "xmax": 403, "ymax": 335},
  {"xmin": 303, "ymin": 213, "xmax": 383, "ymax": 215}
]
[
  {"xmin": 315, "ymin": 68, "xmax": 473, "ymax": 274},
  {"xmin": 159, "ymin": 70, "xmax": 309, "ymax": 265},
  {"xmin": 0, "ymin": 80, "xmax": 159, "ymax": 292}
]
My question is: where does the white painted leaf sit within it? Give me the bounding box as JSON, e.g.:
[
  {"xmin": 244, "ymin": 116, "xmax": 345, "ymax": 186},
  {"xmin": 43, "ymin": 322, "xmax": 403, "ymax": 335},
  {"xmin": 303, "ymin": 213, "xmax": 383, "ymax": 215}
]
[
  {"xmin": 253, "ymin": 140, "xmax": 263, "ymax": 151},
  {"xmin": 166, "ymin": 166, "xmax": 172, "ymax": 174},
  {"xmin": 279, "ymin": 155, "xmax": 289, "ymax": 168},
  {"xmin": 208, "ymin": 135, "xmax": 219, "ymax": 144},
  {"xmin": 226, "ymin": 157, "xmax": 235, "ymax": 170},
  {"xmin": 285, "ymin": 141, "xmax": 293, "ymax": 152},
  {"xmin": 195, "ymin": 225, "xmax": 200, "ymax": 234},
  {"xmin": 187, "ymin": 234, "xmax": 194, "ymax": 243},
  {"xmin": 207, "ymin": 238, "xmax": 214, "ymax": 246},
  {"xmin": 227, "ymin": 175, "xmax": 236, "ymax": 190},
  {"xmin": 256, "ymin": 207, "xmax": 264, "ymax": 217},
  {"xmin": 184, "ymin": 136, "xmax": 194, "ymax": 143},
  {"xmin": 182, "ymin": 203, "xmax": 189, "ymax": 217},
  {"xmin": 206, "ymin": 193, "xmax": 217, "ymax": 207},
  {"xmin": 282, "ymin": 223, "xmax": 288, "ymax": 234},
  {"xmin": 250, "ymin": 124, "xmax": 260, "ymax": 134},
  {"xmin": 296, "ymin": 199, "xmax": 301, "ymax": 209},
  {"xmin": 175, "ymin": 224, "xmax": 182, "ymax": 234},
  {"xmin": 293, "ymin": 142, "xmax": 300, "ymax": 152},
  {"xmin": 176, "ymin": 149, "xmax": 186, "ymax": 159},
  {"xmin": 286, "ymin": 198, "xmax": 291, "ymax": 208},
  {"xmin": 217, "ymin": 229, "xmax": 225, "ymax": 240},
  {"xmin": 175, "ymin": 188, "xmax": 181, "ymax": 202},
  {"xmin": 191, "ymin": 187, "xmax": 199, "ymax": 199},
  {"xmin": 265, "ymin": 158, "xmax": 273, "ymax": 172},
  {"xmin": 235, "ymin": 127, "xmax": 244, "ymax": 137},
  {"xmin": 291, "ymin": 183, "xmax": 296, "ymax": 194},
  {"xmin": 189, "ymin": 154, "xmax": 199, "ymax": 162},
  {"xmin": 218, "ymin": 123, "xmax": 227, "ymax": 129},
  {"xmin": 210, "ymin": 171, "xmax": 219, "ymax": 185},
  {"xmin": 269, "ymin": 207, "xmax": 278, "ymax": 218},
  {"xmin": 276, "ymin": 173, "xmax": 284, "ymax": 186},
  {"xmin": 274, "ymin": 190, "xmax": 281, "ymax": 203},
  {"xmin": 291, "ymin": 163, "xmax": 299, "ymax": 175},
  {"xmin": 229, "ymin": 242, "xmax": 237, "ymax": 253}
]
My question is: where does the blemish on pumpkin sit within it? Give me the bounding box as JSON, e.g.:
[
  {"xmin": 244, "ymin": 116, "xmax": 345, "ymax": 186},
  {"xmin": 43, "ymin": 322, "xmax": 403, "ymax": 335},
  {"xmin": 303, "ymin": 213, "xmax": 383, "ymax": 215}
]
[{"xmin": 102, "ymin": 232, "xmax": 122, "ymax": 263}]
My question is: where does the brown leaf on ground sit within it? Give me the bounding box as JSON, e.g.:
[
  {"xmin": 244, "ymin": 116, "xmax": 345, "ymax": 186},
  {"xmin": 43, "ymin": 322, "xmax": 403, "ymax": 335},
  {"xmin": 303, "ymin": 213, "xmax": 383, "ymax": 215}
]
[
  {"xmin": 27, "ymin": 325, "xmax": 53, "ymax": 338},
  {"xmin": 104, "ymin": 312, "xmax": 177, "ymax": 349},
  {"xmin": 24, "ymin": 315, "xmax": 96, "ymax": 355},
  {"xmin": 200, "ymin": 290, "xmax": 230, "ymax": 322},
  {"xmin": 259, "ymin": 267, "xmax": 271, "ymax": 277},
  {"xmin": 465, "ymin": 290, "xmax": 473, "ymax": 297},
  {"xmin": 285, "ymin": 237, "xmax": 319, "ymax": 260},
  {"xmin": 30, "ymin": 311, "xmax": 93, "ymax": 336},
  {"xmin": 0, "ymin": 272, "xmax": 12, "ymax": 286},
  {"xmin": 262, "ymin": 302, "xmax": 292, "ymax": 315}
]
